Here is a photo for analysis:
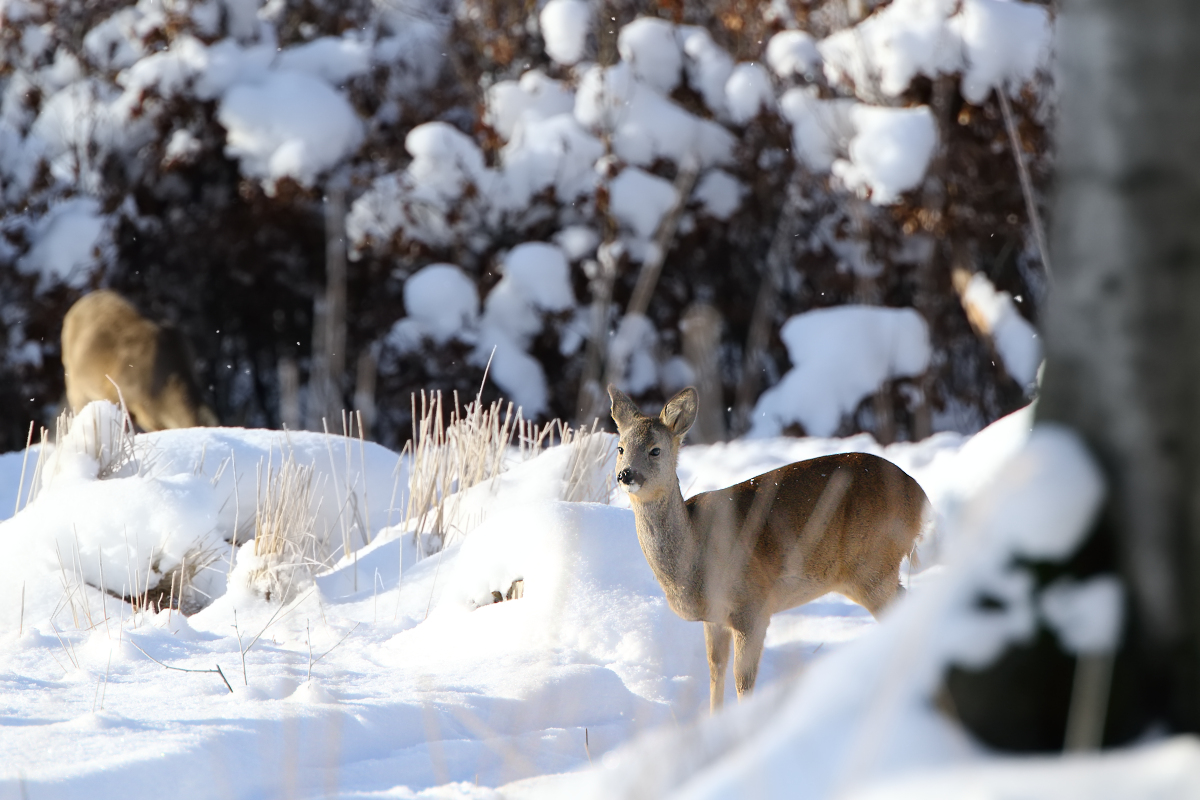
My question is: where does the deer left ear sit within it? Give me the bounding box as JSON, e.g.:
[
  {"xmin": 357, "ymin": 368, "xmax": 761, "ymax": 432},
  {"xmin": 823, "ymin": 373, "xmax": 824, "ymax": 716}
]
[
  {"xmin": 608, "ymin": 384, "xmax": 640, "ymax": 431},
  {"xmin": 660, "ymin": 387, "xmax": 698, "ymax": 439}
]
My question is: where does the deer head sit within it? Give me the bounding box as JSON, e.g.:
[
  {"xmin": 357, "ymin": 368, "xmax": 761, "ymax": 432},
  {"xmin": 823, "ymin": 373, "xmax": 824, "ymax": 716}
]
[{"xmin": 609, "ymin": 384, "xmax": 697, "ymax": 502}]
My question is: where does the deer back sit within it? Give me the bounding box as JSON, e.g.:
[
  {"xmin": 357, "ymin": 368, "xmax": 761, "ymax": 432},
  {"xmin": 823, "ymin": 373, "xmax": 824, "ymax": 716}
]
[{"xmin": 62, "ymin": 290, "xmax": 218, "ymax": 431}]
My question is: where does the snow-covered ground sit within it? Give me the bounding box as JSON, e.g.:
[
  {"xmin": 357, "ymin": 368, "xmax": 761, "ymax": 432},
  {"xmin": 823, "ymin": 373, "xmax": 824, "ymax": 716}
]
[{"xmin": 0, "ymin": 402, "xmax": 1197, "ymax": 799}]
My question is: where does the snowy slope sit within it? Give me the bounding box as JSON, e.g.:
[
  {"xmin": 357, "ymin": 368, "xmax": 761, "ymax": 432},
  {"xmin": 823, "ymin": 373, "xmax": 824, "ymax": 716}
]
[{"xmin": 0, "ymin": 405, "xmax": 1196, "ymax": 798}]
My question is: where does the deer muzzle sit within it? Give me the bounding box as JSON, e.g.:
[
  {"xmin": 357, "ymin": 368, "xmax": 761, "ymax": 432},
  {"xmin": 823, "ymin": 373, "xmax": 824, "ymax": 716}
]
[{"xmin": 617, "ymin": 467, "xmax": 643, "ymax": 493}]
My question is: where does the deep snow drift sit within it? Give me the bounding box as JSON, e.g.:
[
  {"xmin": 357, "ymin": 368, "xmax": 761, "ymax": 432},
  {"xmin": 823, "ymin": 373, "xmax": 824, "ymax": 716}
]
[{"xmin": 0, "ymin": 403, "xmax": 1197, "ymax": 799}]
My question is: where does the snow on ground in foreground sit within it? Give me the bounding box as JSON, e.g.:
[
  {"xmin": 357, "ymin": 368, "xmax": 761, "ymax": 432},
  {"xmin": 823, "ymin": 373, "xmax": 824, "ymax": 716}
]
[{"xmin": 0, "ymin": 405, "xmax": 1196, "ymax": 799}]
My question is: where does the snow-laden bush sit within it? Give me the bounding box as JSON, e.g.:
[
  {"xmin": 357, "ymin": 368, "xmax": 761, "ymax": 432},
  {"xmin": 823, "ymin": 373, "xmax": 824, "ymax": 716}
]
[
  {"xmin": 40, "ymin": 401, "xmax": 138, "ymax": 488},
  {"xmin": 0, "ymin": 0, "xmax": 1051, "ymax": 449},
  {"xmin": 750, "ymin": 306, "xmax": 932, "ymax": 437}
]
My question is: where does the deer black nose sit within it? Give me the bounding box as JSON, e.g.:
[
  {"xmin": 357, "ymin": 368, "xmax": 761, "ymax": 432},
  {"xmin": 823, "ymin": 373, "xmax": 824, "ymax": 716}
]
[{"xmin": 617, "ymin": 468, "xmax": 636, "ymax": 485}]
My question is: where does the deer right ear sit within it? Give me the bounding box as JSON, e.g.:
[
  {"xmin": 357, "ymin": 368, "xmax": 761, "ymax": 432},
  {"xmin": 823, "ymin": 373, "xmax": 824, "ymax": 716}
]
[
  {"xmin": 608, "ymin": 384, "xmax": 640, "ymax": 430},
  {"xmin": 660, "ymin": 387, "xmax": 698, "ymax": 438}
]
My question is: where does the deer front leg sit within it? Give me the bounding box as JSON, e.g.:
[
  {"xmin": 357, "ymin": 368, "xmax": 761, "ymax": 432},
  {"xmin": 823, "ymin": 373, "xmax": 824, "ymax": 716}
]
[
  {"xmin": 704, "ymin": 621, "xmax": 731, "ymax": 712},
  {"xmin": 732, "ymin": 614, "xmax": 769, "ymax": 701}
]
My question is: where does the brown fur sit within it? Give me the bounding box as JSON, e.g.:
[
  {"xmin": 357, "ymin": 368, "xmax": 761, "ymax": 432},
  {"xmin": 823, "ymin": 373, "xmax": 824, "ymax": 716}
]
[
  {"xmin": 609, "ymin": 384, "xmax": 928, "ymax": 712},
  {"xmin": 62, "ymin": 290, "xmax": 218, "ymax": 431}
]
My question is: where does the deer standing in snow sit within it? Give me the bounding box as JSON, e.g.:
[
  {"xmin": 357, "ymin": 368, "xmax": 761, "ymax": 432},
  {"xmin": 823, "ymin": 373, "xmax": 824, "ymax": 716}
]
[
  {"xmin": 62, "ymin": 290, "xmax": 218, "ymax": 431},
  {"xmin": 609, "ymin": 384, "xmax": 928, "ymax": 712}
]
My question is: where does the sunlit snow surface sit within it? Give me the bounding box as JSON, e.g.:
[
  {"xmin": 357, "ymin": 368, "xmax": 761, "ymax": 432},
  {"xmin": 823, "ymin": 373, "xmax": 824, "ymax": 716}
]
[{"xmin": 0, "ymin": 406, "xmax": 1196, "ymax": 799}]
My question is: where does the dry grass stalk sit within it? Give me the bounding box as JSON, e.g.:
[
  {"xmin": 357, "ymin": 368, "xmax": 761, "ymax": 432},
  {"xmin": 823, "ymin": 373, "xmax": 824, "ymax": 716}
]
[
  {"xmin": 559, "ymin": 423, "xmax": 618, "ymax": 504},
  {"xmin": 401, "ymin": 389, "xmax": 619, "ymax": 557},
  {"xmin": 143, "ymin": 546, "xmax": 222, "ymax": 615},
  {"xmin": 247, "ymin": 452, "xmax": 324, "ymax": 603},
  {"xmin": 87, "ymin": 544, "xmax": 222, "ymax": 617},
  {"xmin": 321, "ymin": 411, "xmax": 373, "ymax": 567},
  {"xmin": 21, "ymin": 401, "xmax": 140, "ymax": 510},
  {"xmin": 402, "ymin": 389, "xmax": 524, "ymax": 558}
]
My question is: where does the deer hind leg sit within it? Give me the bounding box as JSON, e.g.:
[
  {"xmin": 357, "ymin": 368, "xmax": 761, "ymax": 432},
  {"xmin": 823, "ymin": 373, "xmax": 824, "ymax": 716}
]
[
  {"xmin": 731, "ymin": 614, "xmax": 769, "ymax": 702},
  {"xmin": 704, "ymin": 622, "xmax": 731, "ymax": 712}
]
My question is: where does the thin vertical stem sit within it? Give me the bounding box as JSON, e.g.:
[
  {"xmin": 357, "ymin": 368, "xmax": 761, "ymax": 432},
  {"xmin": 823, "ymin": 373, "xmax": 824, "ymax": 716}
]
[{"xmin": 998, "ymin": 87, "xmax": 1052, "ymax": 281}]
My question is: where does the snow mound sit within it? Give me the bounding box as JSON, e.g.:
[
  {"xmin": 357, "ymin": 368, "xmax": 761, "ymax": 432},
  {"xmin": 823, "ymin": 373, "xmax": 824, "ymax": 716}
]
[
  {"xmin": 833, "ymin": 105, "xmax": 937, "ymax": 205},
  {"xmin": 575, "ymin": 62, "xmax": 734, "ymax": 169},
  {"xmin": 42, "ymin": 401, "xmax": 136, "ymax": 486},
  {"xmin": 818, "ymin": 0, "xmax": 1050, "ymax": 102},
  {"xmin": 275, "ymin": 34, "xmax": 372, "ymax": 85},
  {"xmin": 474, "ymin": 242, "xmax": 576, "ymax": 417},
  {"xmin": 540, "ymin": 0, "xmax": 591, "ymax": 66},
  {"xmin": 1040, "ymin": 575, "xmax": 1123, "ymax": 655},
  {"xmin": 693, "ymin": 169, "xmax": 744, "ymax": 221},
  {"xmin": 610, "ymin": 167, "xmax": 677, "ymax": 240},
  {"xmin": 408, "ymin": 500, "xmax": 700, "ymax": 703},
  {"xmin": 401, "ymin": 263, "xmax": 480, "ymax": 346},
  {"xmin": 767, "ymin": 30, "xmax": 821, "ymax": 78},
  {"xmin": 963, "ymin": 424, "xmax": 1104, "ymax": 564},
  {"xmin": 217, "ymin": 70, "xmax": 363, "ymax": 188},
  {"xmin": 411, "ymin": 121, "xmax": 491, "ymax": 195},
  {"xmin": 845, "ymin": 738, "xmax": 1200, "ymax": 800},
  {"xmin": 501, "ymin": 242, "xmax": 575, "ymax": 313},
  {"xmin": 819, "ymin": 0, "xmax": 961, "ymax": 98},
  {"xmin": 952, "ymin": 0, "xmax": 1053, "ymax": 104},
  {"xmin": 555, "ymin": 225, "xmax": 600, "ymax": 261},
  {"xmin": 17, "ymin": 197, "xmax": 108, "ymax": 289},
  {"xmin": 485, "ymin": 71, "xmax": 575, "ymax": 142},
  {"xmin": 617, "ymin": 17, "xmax": 682, "ymax": 95},
  {"xmin": 608, "ymin": 314, "xmax": 659, "ymax": 396},
  {"xmin": 751, "ymin": 306, "xmax": 932, "ymax": 437},
  {"xmin": 725, "ymin": 62, "xmax": 774, "ymax": 125},
  {"xmin": 779, "ymin": 88, "xmax": 857, "ymax": 172},
  {"xmin": 959, "ymin": 271, "xmax": 1042, "ymax": 388},
  {"xmin": 679, "ymin": 26, "xmax": 734, "ymax": 116},
  {"xmin": 501, "ymin": 113, "xmax": 604, "ymax": 204}
]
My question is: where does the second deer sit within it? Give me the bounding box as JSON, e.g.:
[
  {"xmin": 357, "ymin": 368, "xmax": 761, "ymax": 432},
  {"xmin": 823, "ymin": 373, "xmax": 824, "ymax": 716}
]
[
  {"xmin": 609, "ymin": 384, "xmax": 929, "ymax": 712},
  {"xmin": 62, "ymin": 290, "xmax": 219, "ymax": 431}
]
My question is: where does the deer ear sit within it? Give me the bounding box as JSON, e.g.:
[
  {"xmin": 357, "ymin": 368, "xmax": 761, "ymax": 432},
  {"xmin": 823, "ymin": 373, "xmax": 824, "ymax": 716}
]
[
  {"xmin": 608, "ymin": 384, "xmax": 640, "ymax": 430},
  {"xmin": 660, "ymin": 387, "xmax": 698, "ymax": 439}
]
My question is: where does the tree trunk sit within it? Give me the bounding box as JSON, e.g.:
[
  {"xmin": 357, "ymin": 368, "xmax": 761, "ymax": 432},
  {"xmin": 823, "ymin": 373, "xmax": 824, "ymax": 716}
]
[
  {"xmin": 307, "ymin": 188, "xmax": 347, "ymax": 432},
  {"xmin": 948, "ymin": 0, "xmax": 1200, "ymax": 747}
]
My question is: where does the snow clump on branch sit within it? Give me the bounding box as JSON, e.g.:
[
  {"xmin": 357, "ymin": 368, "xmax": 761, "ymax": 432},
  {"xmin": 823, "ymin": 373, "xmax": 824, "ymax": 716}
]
[
  {"xmin": 751, "ymin": 307, "xmax": 933, "ymax": 438},
  {"xmin": 540, "ymin": 0, "xmax": 592, "ymax": 66}
]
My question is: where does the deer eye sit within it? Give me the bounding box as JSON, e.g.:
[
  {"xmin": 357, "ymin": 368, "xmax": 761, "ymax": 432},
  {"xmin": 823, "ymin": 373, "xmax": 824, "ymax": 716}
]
[
  {"xmin": 617, "ymin": 446, "xmax": 624, "ymax": 455},
  {"xmin": 650, "ymin": 447, "xmax": 661, "ymax": 457}
]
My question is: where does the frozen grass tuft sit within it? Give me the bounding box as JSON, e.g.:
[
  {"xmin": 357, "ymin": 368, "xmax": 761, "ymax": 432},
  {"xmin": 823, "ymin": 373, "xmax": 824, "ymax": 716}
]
[
  {"xmin": 242, "ymin": 451, "xmax": 325, "ymax": 603},
  {"xmin": 23, "ymin": 401, "xmax": 140, "ymax": 509},
  {"xmin": 559, "ymin": 423, "xmax": 618, "ymax": 504},
  {"xmin": 400, "ymin": 387, "xmax": 617, "ymax": 557},
  {"xmin": 401, "ymin": 389, "xmax": 527, "ymax": 557},
  {"xmin": 144, "ymin": 544, "xmax": 223, "ymax": 615}
]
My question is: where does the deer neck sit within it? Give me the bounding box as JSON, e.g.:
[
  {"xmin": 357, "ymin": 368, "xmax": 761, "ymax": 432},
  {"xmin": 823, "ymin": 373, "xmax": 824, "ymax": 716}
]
[{"xmin": 629, "ymin": 480, "xmax": 708, "ymax": 621}]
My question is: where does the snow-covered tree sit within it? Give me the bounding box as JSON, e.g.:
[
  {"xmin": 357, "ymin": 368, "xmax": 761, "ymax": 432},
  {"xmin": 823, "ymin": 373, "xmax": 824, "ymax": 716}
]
[{"xmin": 947, "ymin": 0, "xmax": 1200, "ymax": 748}]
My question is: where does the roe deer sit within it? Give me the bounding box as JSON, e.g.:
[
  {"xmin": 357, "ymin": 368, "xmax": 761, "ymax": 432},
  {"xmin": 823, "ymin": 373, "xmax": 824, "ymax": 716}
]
[
  {"xmin": 609, "ymin": 384, "xmax": 928, "ymax": 712},
  {"xmin": 62, "ymin": 290, "xmax": 219, "ymax": 431}
]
